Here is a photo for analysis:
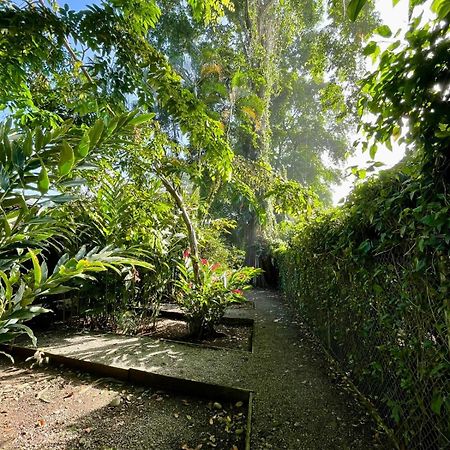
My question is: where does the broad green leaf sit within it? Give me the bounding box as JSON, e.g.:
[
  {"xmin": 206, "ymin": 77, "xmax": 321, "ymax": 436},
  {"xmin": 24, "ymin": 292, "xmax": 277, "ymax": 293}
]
[
  {"xmin": 39, "ymin": 286, "xmax": 73, "ymax": 296},
  {"xmin": 5, "ymin": 306, "xmax": 50, "ymax": 321},
  {"xmin": 392, "ymin": 126, "xmax": 401, "ymax": 141},
  {"xmin": 75, "ymin": 245, "xmax": 87, "ymax": 260},
  {"xmin": 53, "ymin": 253, "xmax": 70, "ymax": 274},
  {"xmin": 127, "ymin": 113, "xmax": 156, "ymax": 127},
  {"xmin": 12, "ymin": 282, "xmax": 26, "ymax": 305},
  {"xmin": 2, "ymin": 215, "xmax": 11, "ymax": 237},
  {"xmin": 58, "ymin": 141, "xmax": 75, "ymax": 176},
  {"xmin": 41, "ymin": 260, "xmax": 48, "ymax": 284},
  {"xmin": 431, "ymin": 0, "xmax": 450, "ymax": 19},
  {"xmin": 347, "ymin": 0, "xmax": 367, "ymax": 21},
  {"xmin": 77, "ymin": 132, "xmax": 90, "ymax": 158},
  {"xmin": 88, "ymin": 119, "xmax": 105, "ymax": 148},
  {"xmin": 35, "ymin": 127, "xmax": 44, "ymax": 151},
  {"xmin": 37, "ymin": 165, "xmax": 50, "ymax": 194},
  {"xmin": 23, "ymin": 131, "xmax": 33, "ymax": 156},
  {"xmin": 363, "ymin": 41, "xmax": 378, "ymax": 56},
  {"xmin": 7, "ymin": 323, "xmax": 37, "ymax": 346},
  {"xmin": 375, "ymin": 25, "xmax": 392, "ymax": 38}
]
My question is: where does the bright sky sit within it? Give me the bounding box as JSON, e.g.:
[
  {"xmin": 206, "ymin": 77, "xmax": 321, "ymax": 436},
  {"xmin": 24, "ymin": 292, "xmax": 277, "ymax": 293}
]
[{"xmin": 330, "ymin": 0, "xmax": 411, "ymax": 205}]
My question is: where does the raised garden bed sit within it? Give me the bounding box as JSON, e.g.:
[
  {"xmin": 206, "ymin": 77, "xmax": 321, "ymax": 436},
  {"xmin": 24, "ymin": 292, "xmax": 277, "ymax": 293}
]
[
  {"xmin": 59, "ymin": 309, "xmax": 255, "ymax": 352},
  {"xmin": 0, "ymin": 344, "xmax": 253, "ymax": 450}
]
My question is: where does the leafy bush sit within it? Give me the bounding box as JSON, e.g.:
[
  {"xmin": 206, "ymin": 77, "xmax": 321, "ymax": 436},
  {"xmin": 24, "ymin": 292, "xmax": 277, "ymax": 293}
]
[
  {"xmin": 0, "ymin": 113, "xmax": 153, "ymax": 351},
  {"xmin": 65, "ymin": 169, "xmax": 182, "ymax": 321},
  {"xmin": 176, "ymin": 251, "xmax": 261, "ymax": 337},
  {"xmin": 276, "ymin": 159, "xmax": 449, "ymax": 448}
]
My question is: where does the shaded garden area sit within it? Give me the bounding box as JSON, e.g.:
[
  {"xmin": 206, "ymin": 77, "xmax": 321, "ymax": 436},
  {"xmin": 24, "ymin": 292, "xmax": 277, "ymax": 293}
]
[{"xmin": 0, "ymin": 0, "xmax": 449, "ymax": 448}]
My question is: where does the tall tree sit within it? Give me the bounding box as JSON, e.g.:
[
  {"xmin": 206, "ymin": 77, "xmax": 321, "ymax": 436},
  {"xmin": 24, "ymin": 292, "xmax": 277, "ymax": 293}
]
[{"xmin": 150, "ymin": 0, "xmax": 378, "ymax": 268}]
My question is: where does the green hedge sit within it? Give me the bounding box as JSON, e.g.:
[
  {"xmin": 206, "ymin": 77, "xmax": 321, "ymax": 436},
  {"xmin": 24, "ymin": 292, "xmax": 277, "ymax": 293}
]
[{"xmin": 276, "ymin": 162, "xmax": 449, "ymax": 448}]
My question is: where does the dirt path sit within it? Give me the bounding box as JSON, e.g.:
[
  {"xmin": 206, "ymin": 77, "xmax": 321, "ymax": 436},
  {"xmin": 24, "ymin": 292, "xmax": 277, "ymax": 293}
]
[
  {"xmin": 243, "ymin": 290, "xmax": 378, "ymax": 449},
  {"xmin": 6, "ymin": 290, "xmax": 381, "ymax": 449},
  {"xmin": 0, "ymin": 361, "xmax": 246, "ymax": 450}
]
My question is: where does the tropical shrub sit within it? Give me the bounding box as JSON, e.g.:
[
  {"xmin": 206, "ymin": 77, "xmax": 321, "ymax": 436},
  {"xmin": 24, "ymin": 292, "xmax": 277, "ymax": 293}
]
[
  {"xmin": 0, "ymin": 113, "xmax": 153, "ymax": 351},
  {"xmin": 176, "ymin": 251, "xmax": 261, "ymax": 337}
]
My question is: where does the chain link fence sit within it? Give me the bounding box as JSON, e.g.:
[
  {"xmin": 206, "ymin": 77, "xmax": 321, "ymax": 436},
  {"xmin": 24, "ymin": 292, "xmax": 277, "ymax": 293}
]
[{"xmin": 279, "ymin": 248, "xmax": 449, "ymax": 449}]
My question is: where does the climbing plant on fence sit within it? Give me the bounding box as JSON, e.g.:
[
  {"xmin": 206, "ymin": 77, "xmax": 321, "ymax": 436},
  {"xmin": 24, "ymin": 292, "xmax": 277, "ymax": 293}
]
[
  {"xmin": 278, "ymin": 0, "xmax": 450, "ymax": 449},
  {"xmin": 276, "ymin": 160, "xmax": 449, "ymax": 448},
  {"xmin": 277, "ymin": 1, "xmax": 450, "ymax": 447}
]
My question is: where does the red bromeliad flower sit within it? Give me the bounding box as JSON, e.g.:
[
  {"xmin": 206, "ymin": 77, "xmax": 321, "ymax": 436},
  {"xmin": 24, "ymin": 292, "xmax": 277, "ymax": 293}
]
[
  {"xmin": 183, "ymin": 249, "xmax": 190, "ymax": 259},
  {"xmin": 201, "ymin": 258, "xmax": 208, "ymax": 265},
  {"xmin": 211, "ymin": 262, "xmax": 221, "ymax": 271},
  {"xmin": 232, "ymin": 289, "xmax": 243, "ymax": 295}
]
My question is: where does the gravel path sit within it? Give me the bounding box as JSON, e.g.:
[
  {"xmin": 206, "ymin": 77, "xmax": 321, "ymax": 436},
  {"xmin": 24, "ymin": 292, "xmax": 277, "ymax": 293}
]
[{"xmin": 17, "ymin": 289, "xmax": 381, "ymax": 449}]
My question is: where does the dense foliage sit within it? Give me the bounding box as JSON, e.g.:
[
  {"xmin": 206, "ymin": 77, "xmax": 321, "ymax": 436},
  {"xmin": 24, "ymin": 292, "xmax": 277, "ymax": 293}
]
[
  {"xmin": 0, "ymin": 0, "xmax": 370, "ymax": 341},
  {"xmin": 0, "ymin": 112, "xmax": 153, "ymax": 351},
  {"xmin": 277, "ymin": 2, "xmax": 450, "ymax": 447},
  {"xmin": 0, "ymin": 0, "xmax": 256, "ymax": 345},
  {"xmin": 1, "ymin": 0, "xmax": 448, "ymax": 446},
  {"xmin": 150, "ymin": 0, "xmax": 377, "ymax": 265},
  {"xmin": 276, "ymin": 160, "xmax": 449, "ymax": 447}
]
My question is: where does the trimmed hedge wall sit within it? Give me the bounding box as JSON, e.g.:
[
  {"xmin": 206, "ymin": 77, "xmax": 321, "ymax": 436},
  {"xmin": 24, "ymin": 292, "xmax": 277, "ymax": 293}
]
[{"xmin": 276, "ymin": 164, "xmax": 449, "ymax": 448}]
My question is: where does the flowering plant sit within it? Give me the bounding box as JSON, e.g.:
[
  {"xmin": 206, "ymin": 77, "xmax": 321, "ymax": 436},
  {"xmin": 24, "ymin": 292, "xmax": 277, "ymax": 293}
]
[{"xmin": 175, "ymin": 251, "xmax": 262, "ymax": 337}]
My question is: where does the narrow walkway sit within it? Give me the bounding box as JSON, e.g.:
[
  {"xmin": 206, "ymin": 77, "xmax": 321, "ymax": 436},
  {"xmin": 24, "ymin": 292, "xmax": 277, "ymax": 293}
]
[{"xmin": 31, "ymin": 290, "xmax": 378, "ymax": 449}]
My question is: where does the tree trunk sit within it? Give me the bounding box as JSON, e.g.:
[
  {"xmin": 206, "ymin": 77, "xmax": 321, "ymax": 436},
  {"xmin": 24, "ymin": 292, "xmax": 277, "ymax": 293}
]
[
  {"xmin": 240, "ymin": 0, "xmax": 279, "ymax": 271},
  {"xmin": 158, "ymin": 174, "xmax": 200, "ymax": 283}
]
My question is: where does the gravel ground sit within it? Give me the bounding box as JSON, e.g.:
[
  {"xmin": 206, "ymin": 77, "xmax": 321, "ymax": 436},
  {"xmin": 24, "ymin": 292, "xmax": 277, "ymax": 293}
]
[
  {"xmin": 0, "ymin": 360, "xmax": 246, "ymax": 450},
  {"xmin": 4, "ymin": 289, "xmax": 387, "ymax": 449}
]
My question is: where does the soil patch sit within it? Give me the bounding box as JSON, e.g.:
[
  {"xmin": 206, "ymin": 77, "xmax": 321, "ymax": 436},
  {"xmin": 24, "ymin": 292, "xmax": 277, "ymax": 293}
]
[
  {"xmin": 0, "ymin": 359, "xmax": 246, "ymax": 450},
  {"xmin": 142, "ymin": 319, "xmax": 252, "ymax": 351},
  {"xmin": 60, "ymin": 317, "xmax": 252, "ymax": 351}
]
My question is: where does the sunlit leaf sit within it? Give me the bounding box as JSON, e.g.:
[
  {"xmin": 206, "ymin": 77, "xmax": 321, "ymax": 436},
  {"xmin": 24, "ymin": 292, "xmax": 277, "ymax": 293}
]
[{"xmin": 58, "ymin": 141, "xmax": 74, "ymax": 176}]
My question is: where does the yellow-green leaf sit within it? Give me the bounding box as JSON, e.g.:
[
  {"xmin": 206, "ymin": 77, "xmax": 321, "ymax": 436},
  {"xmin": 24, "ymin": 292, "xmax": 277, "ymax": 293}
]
[
  {"xmin": 24, "ymin": 131, "xmax": 33, "ymax": 157},
  {"xmin": 88, "ymin": 119, "xmax": 105, "ymax": 148},
  {"xmin": 127, "ymin": 113, "xmax": 156, "ymax": 127},
  {"xmin": 375, "ymin": 25, "xmax": 392, "ymax": 38},
  {"xmin": 0, "ymin": 270, "xmax": 12, "ymax": 302},
  {"xmin": 28, "ymin": 249, "xmax": 42, "ymax": 288},
  {"xmin": 37, "ymin": 165, "xmax": 50, "ymax": 194},
  {"xmin": 58, "ymin": 141, "xmax": 75, "ymax": 176},
  {"xmin": 77, "ymin": 132, "xmax": 90, "ymax": 158},
  {"xmin": 35, "ymin": 127, "xmax": 44, "ymax": 152}
]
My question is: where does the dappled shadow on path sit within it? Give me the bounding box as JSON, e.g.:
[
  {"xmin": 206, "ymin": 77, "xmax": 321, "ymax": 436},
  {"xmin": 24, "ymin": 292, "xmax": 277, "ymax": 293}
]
[
  {"xmin": 36, "ymin": 332, "xmax": 186, "ymax": 373},
  {"xmin": 26, "ymin": 289, "xmax": 383, "ymax": 449}
]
